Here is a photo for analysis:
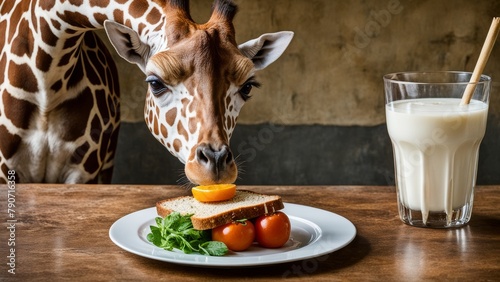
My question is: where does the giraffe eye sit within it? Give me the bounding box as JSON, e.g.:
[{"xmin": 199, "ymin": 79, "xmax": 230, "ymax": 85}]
[
  {"xmin": 239, "ymin": 79, "xmax": 261, "ymax": 101},
  {"xmin": 146, "ymin": 75, "xmax": 169, "ymax": 96}
]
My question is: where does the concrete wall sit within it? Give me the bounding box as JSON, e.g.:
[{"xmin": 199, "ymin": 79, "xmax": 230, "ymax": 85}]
[{"xmin": 101, "ymin": 0, "xmax": 500, "ymax": 185}]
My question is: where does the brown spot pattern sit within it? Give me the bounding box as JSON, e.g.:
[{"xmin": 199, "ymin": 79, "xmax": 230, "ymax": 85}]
[
  {"xmin": 99, "ymin": 125, "xmax": 113, "ymax": 162},
  {"xmin": 69, "ymin": 0, "xmax": 84, "ymax": 6},
  {"xmin": 0, "ymin": 54, "xmax": 6, "ymax": 85},
  {"xmin": 1, "ymin": 1, "xmax": 15, "ymax": 15},
  {"xmin": 148, "ymin": 109, "xmax": 153, "ymax": 124},
  {"xmin": 0, "ymin": 125, "xmax": 21, "ymax": 159},
  {"xmin": 153, "ymin": 115, "xmax": 159, "ymax": 135},
  {"xmin": 138, "ymin": 23, "xmax": 145, "ymax": 34},
  {"xmin": 146, "ymin": 7, "xmax": 161, "ymax": 25},
  {"xmin": 180, "ymin": 98, "xmax": 189, "ymax": 117},
  {"xmin": 107, "ymin": 95, "xmax": 117, "ymax": 118},
  {"xmin": 71, "ymin": 141, "xmax": 90, "ymax": 164},
  {"xmin": 11, "ymin": 19, "xmax": 33, "ymax": 57},
  {"xmin": 90, "ymin": 115, "xmax": 102, "ymax": 143},
  {"xmin": 84, "ymin": 51, "xmax": 103, "ymax": 85},
  {"xmin": 57, "ymin": 87, "xmax": 94, "ymax": 141},
  {"xmin": 8, "ymin": 61, "xmax": 38, "ymax": 92},
  {"xmin": 160, "ymin": 124, "xmax": 167, "ymax": 138},
  {"xmin": 108, "ymin": 124, "xmax": 120, "ymax": 156},
  {"xmin": 177, "ymin": 122, "xmax": 189, "ymax": 141},
  {"xmin": 58, "ymin": 10, "xmax": 93, "ymax": 28},
  {"xmin": 113, "ymin": 9, "xmax": 124, "ymax": 24},
  {"xmin": 8, "ymin": 3, "xmax": 24, "ymax": 43},
  {"xmin": 63, "ymin": 35, "xmax": 81, "ymax": 49},
  {"xmin": 58, "ymin": 50, "xmax": 74, "ymax": 67},
  {"xmin": 83, "ymin": 150, "xmax": 99, "ymax": 173},
  {"xmin": 94, "ymin": 13, "xmax": 107, "ymax": 25},
  {"xmin": 50, "ymin": 80, "xmax": 63, "ymax": 92},
  {"xmin": 1, "ymin": 164, "xmax": 9, "ymax": 183},
  {"xmin": 0, "ymin": 20, "xmax": 6, "ymax": 50},
  {"xmin": 2, "ymin": 90, "xmax": 36, "ymax": 129},
  {"xmin": 129, "ymin": 0, "xmax": 148, "ymax": 18},
  {"xmin": 188, "ymin": 118, "xmax": 197, "ymax": 134},
  {"xmin": 66, "ymin": 55, "xmax": 84, "ymax": 89},
  {"xmin": 36, "ymin": 47, "xmax": 53, "ymax": 72},
  {"xmin": 225, "ymin": 116, "xmax": 231, "ymax": 131},
  {"xmin": 97, "ymin": 49, "xmax": 105, "ymax": 64},
  {"xmin": 83, "ymin": 30, "xmax": 97, "ymax": 48},
  {"xmin": 39, "ymin": 0, "xmax": 56, "ymax": 11},
  {"xmin": 96, "ymin": 90, "xmax": 110, "ymax": 124},
  {"xmin": 95, "ymin": 35, "xmax": 120, "ymax": 97},
  {"xmin": 90, "ymin": 0, "xmax": 109, "ymax": 8},
  {"xmin": 173, "ymin": 139, "xmax": 182, "ymax": 152},
  {"xmin": 165, "ymin": 108, "xmax": 177, "ymax": 126},
  {"xmin": 51, "ymin": 19, "xmax": 60, "ymax": 30},
  {"xmin": 39, "ymin": 17, "xmax": 58, "ymax": 46}
]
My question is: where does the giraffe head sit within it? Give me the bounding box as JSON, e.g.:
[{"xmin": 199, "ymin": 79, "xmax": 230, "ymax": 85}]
[{"xmin": 104, "ymin": 0, "xmax": 293, "ymax": 185}]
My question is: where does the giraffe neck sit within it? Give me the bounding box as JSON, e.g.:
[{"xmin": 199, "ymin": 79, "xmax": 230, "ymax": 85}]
[
  {"xmin": 39, "ymin": 0, "xmax": 167, "ymax": 65},
  {"xmin": 3, "ymin": 0, "xmax": 167, "ymax": 109},
  {"xmin": 43, "ymin": 0, "xmax": 165, "ymax": 42},
  {"xmin": 0, "ymin": 0, "xmax": 170, "ymax": 182}
]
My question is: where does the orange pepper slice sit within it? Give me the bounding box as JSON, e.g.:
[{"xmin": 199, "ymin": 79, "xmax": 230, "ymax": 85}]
[{"xmin": 192, "ymin": 184, "xmax": 236, "ymax": 202}]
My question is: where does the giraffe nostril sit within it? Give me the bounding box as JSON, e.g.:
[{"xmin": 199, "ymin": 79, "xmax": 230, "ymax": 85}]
[
  {"xmin": 196, "ymin": 146, "xmax": 211, "ymax": 165},
  {"xmin": 219, "ymin": 146, "xmax": 234, "ymax": 166},
  {"xmin": 189, "ymin": 144, "xmax": 237, "ymax": 184},
  {"xmin": 225, "ymin": 149, "xmax": 233, "ymax": 165},
  {"xmin": 195, "ymin": 144, "xmax": 234, "ymax": 172}
]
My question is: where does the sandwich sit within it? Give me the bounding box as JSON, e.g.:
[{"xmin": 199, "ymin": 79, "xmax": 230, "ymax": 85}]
[
  {"xmin": 149, "ymin": 184, "xmax": 290, "ymax": 255},
  {"xmin": 156, "ymin": 190, "xmax": 284, "ymax": 230}
]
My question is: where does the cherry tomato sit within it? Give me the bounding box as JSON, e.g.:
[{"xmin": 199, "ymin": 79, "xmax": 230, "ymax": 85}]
[
  {"xmin": 254, "ymin": 212, "xmax": 291, "ymax": 248},
  {"xmin": 211, "ymin": 220, "xmax": 255, "ymax": 251}
]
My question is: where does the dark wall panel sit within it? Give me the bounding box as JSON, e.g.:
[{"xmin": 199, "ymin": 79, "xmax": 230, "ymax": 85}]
[{"xmin": 112, "ymin": 117, "xmax": 499, "ymax": 186}]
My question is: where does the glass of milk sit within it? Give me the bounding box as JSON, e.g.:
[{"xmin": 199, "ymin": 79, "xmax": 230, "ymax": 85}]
[{"xmin": 384, "ymin": 71, "xmax": 490, "ymax": 228}]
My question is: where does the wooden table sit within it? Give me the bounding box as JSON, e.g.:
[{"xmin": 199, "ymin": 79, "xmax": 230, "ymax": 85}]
[{"xmin": 0, "ymin": 184, "xmax": 498, "ymax": 281}]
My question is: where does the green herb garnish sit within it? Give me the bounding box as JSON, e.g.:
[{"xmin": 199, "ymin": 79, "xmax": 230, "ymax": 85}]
[{"xmin": 147, "ymin": 212, "xmax": 228, "ymax": 256}]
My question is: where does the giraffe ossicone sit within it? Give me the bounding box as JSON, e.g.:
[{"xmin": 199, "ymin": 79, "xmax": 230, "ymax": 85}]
[{"xmin": 0, "ymin": 0, "xmax": 293, "ymax": 185}]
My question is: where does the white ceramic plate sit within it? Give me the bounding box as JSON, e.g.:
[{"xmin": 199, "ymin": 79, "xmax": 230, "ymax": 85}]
[{"xmin": 109, "ymin": 203, "xmax": 356, "ymax": 267}]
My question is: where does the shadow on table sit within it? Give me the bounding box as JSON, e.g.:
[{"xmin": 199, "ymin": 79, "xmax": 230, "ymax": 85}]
[
  {"xmin": 468, "ymin": 214, "xmax": 500, "ymax": 234},
  {"xmin": 139, "ymin": 234, "xmax": 370, "ymax": 279}
]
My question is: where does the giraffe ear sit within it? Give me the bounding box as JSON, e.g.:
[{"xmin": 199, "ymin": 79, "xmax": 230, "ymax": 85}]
[
  {"xmin": 104, "ymin": 20, "xmax": 150, "ymax": 73},
  {"xmin": 238, "ymin": 31, "xmax": 294, "ymax": 70}
]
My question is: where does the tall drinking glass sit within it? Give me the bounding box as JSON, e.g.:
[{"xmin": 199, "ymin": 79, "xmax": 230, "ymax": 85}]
[{"xmin": 384, "ymin": 71, "xmax": 490, "ymax": 228}]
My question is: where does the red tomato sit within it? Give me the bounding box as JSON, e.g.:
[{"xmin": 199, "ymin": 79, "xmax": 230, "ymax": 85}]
[
  {"xmin": 254, "ymin": 212, "xmax": 291, "ymax": 248},
  {"xmin": 211, "ymin": 220, "xmax": 255, "ymax": 251}
]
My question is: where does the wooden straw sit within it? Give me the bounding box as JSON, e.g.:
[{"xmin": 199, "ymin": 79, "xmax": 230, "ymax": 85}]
[{"xmin": 461, "ymin": 17, "xmax": 500, "ymax": 105}]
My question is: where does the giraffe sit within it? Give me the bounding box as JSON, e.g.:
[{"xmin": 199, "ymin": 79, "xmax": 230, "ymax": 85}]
[{"xmin": 0, "ymin": 0, "xmax": 293, "ymax": 185}]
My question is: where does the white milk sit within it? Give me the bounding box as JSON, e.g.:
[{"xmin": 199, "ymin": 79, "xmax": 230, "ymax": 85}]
[{"xmin": 386, "ymin": 98, "xmax": 488, "ymax": 222}]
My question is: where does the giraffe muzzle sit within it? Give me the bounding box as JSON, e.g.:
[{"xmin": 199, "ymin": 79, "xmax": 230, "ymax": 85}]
[
  {"xmin": 196, "ymin": 144, "xmax": 233, "ymax": 172},
  {"xmin": 186, "ymin": 143, "xmax": 237, "ymax": 185}
]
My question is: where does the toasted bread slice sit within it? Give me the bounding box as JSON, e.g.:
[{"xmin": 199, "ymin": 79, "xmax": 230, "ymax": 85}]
[{"xmin": 156, "ymin": 190, "xmax": 284, "ymax": 230}]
